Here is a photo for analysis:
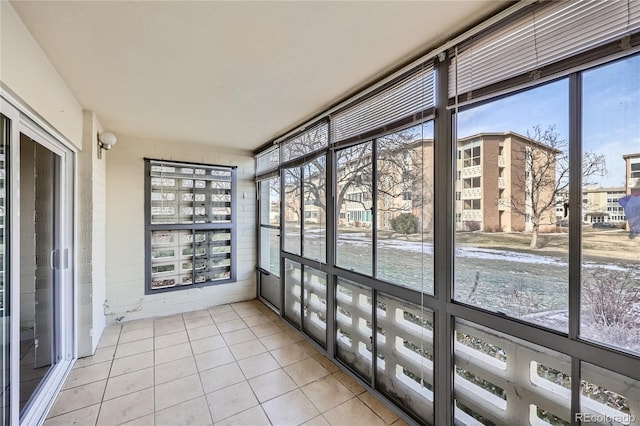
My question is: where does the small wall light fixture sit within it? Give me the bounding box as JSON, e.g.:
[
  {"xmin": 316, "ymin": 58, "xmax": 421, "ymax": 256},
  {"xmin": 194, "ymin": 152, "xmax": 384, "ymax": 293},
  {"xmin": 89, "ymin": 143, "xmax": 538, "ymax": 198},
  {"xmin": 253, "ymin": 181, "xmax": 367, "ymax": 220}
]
[{"xmin": 97, "ymin": 131, "xmax": 117, "ymax": 159}]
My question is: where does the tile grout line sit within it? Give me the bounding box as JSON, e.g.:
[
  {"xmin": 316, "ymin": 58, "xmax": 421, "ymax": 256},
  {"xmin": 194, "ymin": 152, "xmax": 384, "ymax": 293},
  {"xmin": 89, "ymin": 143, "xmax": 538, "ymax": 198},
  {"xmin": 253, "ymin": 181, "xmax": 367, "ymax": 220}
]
[
  {"xmin": 94, "ymin": 323, "xmax": 122, "ymax": 426},
  {"xmin": 191, "ymin": 311, "xmax": 216, "ymax": 426}
]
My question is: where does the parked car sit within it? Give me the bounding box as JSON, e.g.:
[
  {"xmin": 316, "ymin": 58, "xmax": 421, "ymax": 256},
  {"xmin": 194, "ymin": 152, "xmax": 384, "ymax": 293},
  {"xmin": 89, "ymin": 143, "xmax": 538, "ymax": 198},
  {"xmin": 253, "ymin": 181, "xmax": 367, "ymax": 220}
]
[{"xmin": 592, "ymin": 221, "xmax": 616, "ymax": 228}]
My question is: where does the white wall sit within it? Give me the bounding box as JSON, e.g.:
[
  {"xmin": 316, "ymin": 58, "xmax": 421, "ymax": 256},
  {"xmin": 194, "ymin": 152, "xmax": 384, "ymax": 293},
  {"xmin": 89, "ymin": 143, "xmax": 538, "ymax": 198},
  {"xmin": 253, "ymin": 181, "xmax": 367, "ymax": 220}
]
[
  {"xmin": 1, "ymin": 3, "xmax": 107, "ymax": 356},
  {"xmin": 77, "ymin": 111, "xmax": 107, "ymax": 356},
  {"xmin": 0, "ymin": 2, "xmax": 83, "ymax": 149},
  {"xmin": 105, "ymin": 138, "xmax": 256, "ymax": 322}
]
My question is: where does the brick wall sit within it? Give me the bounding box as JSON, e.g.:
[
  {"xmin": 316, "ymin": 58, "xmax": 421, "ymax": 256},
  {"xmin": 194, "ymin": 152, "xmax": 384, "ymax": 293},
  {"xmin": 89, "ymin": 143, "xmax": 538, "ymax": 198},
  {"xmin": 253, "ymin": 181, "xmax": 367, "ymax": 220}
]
[{"xmin": 105, "ymin": 137, "xmax": 256, "ymax": 324}]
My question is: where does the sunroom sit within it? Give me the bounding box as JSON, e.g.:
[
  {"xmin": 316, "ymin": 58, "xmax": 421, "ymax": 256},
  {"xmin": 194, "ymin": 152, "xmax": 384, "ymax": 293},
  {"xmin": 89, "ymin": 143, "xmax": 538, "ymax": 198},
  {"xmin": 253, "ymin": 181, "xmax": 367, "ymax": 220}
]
[{"xmin": 1, "ymin": 1, "xmax": 639, "ymax": 425}]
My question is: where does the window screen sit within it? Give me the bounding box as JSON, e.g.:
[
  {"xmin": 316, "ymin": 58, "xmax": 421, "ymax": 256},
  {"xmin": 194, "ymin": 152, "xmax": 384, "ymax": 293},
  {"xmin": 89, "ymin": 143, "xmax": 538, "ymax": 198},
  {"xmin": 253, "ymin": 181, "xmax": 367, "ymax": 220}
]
[{"xmin": 145, "ymin": 159, "xmax": 236, "ymax": 293}]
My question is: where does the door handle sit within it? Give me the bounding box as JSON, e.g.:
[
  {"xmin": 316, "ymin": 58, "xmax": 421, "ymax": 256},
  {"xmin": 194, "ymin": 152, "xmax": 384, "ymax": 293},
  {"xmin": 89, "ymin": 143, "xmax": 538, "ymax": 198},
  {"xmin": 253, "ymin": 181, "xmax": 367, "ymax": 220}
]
[{"xmin": 50, "ymin": 249, "xmax": 69, "ymax": 269}]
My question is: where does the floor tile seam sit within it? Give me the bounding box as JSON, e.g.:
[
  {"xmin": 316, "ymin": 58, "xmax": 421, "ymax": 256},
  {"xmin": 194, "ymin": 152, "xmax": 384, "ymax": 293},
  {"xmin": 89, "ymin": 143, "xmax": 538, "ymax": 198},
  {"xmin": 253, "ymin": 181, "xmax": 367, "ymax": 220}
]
[
  {"xmin": 154, "ymin": 382, "xmax": 208, "ymax": 418},
  {"xmin": 154, "ymin": 351, "xmax": 194, "ymax": 366},
  {"xmin": 182, "ymin": 310, "xmax": 214, "ymax": 321},
  {"xmin": 153, "ymin": 326, "xmax": 187, "ymax": 337},
  {"xmin": 44, "ymin": 401, "xmax": 101, "ymax": 423},
  {"xmin": 186, "ymin": 330, "xmax": 216, "ymax": 426},
  {"xmin": 298, "ymin": 380, "xmax": 355, "ymax": 414},
  {"xmin": 113, "ymin": 411, "xmax": 153, "ymax": 426},
  {"xmin": 111, "ymin": 348, "xmax": 155, "ymax": 365},
  {"xmin": 247, "ymin": 373, "xmax": 299, "ymax": 406},
  {"xmin": 102, "ymin": 376, "xmax": 156, "ymax": 403},
  {"xmin": 184, "ymin": 321, "xmax": 217, "ymax": 331},
  {"xmin": 210, "ymin": 315, "xmax": 242, "ymax": 325},
  {"xmin": 60, "ymin": 373, "xmax": 112, "ymax": 393},
  {"xmin": 93, "ymin": 338, "xmax": 119, "ymax": 426},
  {"xmin": 213, "ymin": 401, "xmax": 271, "ymax": 425}
]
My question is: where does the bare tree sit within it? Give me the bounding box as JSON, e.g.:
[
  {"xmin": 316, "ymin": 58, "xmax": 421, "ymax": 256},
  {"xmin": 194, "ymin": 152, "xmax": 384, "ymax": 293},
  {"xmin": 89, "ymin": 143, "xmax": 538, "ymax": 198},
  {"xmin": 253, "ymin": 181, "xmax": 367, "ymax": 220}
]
[
  {"xmin": 282, "ymin": 126, "xmax": 431, "ymax": 231},
  {"xmin": 509, "ymin": 125, "xmax": 606, "ymax": 249}
]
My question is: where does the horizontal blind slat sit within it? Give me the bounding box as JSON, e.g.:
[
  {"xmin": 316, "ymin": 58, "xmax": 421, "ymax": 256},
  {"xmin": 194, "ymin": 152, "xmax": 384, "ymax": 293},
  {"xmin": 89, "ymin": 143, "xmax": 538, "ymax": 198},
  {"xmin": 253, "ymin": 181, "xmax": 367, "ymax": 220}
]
[
  {"xmin": 449, "ymin": 0, "xmax": 639, "ymax": 98},
  {"xmin": 281, "ymin": 122, "xmax": 329, "ymax": 162},
  {"xmin": 332, "ymin": 65, "xmax": 435, "ymax": 143}
]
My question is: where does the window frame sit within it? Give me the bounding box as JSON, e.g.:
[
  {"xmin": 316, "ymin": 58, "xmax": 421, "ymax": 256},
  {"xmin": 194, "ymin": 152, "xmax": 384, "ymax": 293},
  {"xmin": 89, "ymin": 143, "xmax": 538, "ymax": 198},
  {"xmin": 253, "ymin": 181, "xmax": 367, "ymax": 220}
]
[
  {"xmin": 144, "ymin": 158, "xmax": 237, "ymax": 294},
  {"xmin": 254, "ymin": 6, "xmax": 640, "ymax": 422}
]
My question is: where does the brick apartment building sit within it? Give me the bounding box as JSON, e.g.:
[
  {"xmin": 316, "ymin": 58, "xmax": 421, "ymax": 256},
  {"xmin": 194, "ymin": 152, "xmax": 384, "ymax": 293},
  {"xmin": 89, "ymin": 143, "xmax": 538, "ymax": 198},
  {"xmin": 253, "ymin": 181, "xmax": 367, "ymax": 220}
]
[{"xmin": 455, "ymin": 132, "xmax": 560, "ymax": 232}]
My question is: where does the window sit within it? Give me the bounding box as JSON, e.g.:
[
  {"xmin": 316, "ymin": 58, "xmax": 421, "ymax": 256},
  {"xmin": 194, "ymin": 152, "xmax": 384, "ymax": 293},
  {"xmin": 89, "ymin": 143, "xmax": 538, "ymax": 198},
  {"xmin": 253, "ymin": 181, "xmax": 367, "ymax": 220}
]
[
  {"xmin": 581, "ymin": 55, "xmax": 640, "ymax": 355},
  {"xmin": 283, "ymin": 156, "xmax": 326, "ymax": 262},
  {"xmin": 337, "ymin": 142, "xmax": 373, "ymax": 275},
  {"xmin": 462, "ymin": 146, "xmax": 481, "ymax": 167},
  {"xmin": 463, "ymin": 177, "xmax": 480, "ymax": 189},
  {"xmin": 376, "ymin": 122, "xmax": 434, "ymax": 293},
  {"xmin": 259, "ymin": 177, "xmax": 280, "ymax": 276},
  {"xmin": 455, "ymin": 79, "xmax": 569, "ymax": 331},
  {"xmin": 254, "ymin": 3, "xmax": 640, "ymax": 423},
  {"xmin": 463, "ymin": 199, "xmax": 480, "ymax": 210},
  {"xmin": 145, "ymin": 159, "xmax": 236, "ymax": 292}
]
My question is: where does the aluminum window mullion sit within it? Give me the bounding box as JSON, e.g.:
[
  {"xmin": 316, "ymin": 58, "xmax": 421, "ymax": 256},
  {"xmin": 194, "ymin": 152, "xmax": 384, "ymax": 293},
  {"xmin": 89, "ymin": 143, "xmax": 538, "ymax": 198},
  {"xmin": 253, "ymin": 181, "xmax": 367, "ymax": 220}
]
[
  {"xmin": 326, "ymin": 145, "xmax": 336, "ymax": 358},
  {"xmin": 434, "ymin": 53, "xmax": 455, "ymax": 426},
  {"xmin": 300, "ymin": 166, "xmax": 305, "ymax": 258},
  {"xmin": 569, "ymin": 72, "xmax": 583, "ymax": 426},
  {"xmin": 372, "ymin": 139, "xmax": 378, "ymax": 278}
]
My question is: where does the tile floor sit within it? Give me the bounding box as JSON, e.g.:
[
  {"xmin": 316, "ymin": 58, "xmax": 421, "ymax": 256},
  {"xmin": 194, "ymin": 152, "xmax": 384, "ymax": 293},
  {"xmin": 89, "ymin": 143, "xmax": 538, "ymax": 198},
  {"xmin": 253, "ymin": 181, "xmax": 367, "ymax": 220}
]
[{"xmin": 44, "ymin": 299, "xmax": 409, "ymax": 426}]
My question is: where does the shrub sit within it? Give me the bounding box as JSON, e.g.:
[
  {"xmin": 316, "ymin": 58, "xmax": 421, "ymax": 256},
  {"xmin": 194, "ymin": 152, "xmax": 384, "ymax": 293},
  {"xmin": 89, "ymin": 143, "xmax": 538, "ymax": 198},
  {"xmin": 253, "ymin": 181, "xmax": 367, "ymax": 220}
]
[
  {"xmin": 390, "ymin": 213, "xmax": 418, "ymax": 234},
  {"xmin": 464, "ymin": 221, "xmax": 482, "ymax": 232},
  {"xmin": 583, "ymin": 267, "xmax": 640, "ymax": 328}
]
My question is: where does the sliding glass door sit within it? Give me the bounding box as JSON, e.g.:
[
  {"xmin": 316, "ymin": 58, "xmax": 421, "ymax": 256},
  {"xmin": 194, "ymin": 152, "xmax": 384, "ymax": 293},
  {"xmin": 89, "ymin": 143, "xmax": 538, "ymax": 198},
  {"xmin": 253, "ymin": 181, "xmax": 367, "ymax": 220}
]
[
  {"xmin": 1, "ymin": 113, "xmax": 11, "ymax": 426},
  {"xmin": 1, "ymin": 96, "xmax": 75, "ymax": 426}
]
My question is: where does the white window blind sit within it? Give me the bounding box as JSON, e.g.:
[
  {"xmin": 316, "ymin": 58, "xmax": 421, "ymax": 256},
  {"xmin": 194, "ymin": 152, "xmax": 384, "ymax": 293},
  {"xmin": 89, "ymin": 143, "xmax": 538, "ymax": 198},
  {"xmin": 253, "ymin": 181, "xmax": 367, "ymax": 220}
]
[
  {"xmin": 281, "ymin": 122, "xmax": 329, "ymax": 163},
  {"xmin": 449, "ymin": 0, "xmax": 640, "ymax": 98},
  {"xmin": 256, "ymin": 146, "xmax": 280, "ymax": 175},
  {"xmin": 332, "ymin": 64, "xmax": 435, "ymax": 144}
]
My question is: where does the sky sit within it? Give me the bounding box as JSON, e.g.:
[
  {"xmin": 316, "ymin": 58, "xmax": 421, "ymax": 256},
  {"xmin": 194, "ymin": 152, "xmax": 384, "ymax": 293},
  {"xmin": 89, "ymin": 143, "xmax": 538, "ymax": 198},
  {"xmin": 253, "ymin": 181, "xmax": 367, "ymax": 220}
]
[{"xmin": 457, "ymin": 54, "xmax": 640, "ymax": 188}]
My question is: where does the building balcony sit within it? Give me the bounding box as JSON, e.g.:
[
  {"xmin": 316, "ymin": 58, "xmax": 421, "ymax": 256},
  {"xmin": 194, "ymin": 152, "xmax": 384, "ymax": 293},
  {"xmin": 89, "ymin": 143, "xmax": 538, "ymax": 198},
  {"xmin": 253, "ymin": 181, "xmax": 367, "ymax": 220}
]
[
  {"xmin": 629, "ymin": 177, "xmax": 640, "ymax": 188},
  {"xmin": 498, "ymin": 155, "xmax": 505, "ymax": 167},
  {"xmin": 462, "ymin": 188, "xmax": 482, "ymax": 199},
  {"xmin": 497, "ymin": 198, "xmax": 506, "ymax": 210},
  {"xmin": 462, "ymin": 209, "xmax": 482, "ymax": 221},
  {"xmin": 498, "ymin": 177, "xmax": 505, "ymax": 189},
  {"xmin": 461, "ymin": 165, "xmax": 482, "ymax": 178}
]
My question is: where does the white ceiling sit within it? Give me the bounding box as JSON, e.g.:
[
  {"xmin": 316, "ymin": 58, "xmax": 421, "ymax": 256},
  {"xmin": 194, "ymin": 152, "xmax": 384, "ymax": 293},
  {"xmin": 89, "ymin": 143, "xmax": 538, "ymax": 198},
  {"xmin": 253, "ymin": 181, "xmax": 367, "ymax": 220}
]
[{"xmin": 11, "ymin": 1, "xmax": 508, "ymax": 151}]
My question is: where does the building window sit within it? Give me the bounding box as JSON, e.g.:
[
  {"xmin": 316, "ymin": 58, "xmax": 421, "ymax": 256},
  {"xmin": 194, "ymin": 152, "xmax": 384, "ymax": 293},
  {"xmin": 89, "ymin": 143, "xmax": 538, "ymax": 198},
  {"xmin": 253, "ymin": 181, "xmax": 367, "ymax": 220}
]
[
  {"xmin": 145, "ymin": 159, "xmax": 236, "ymax": 293},
  {"xmin": 631, "ymin": 162, "xmax": 640, "ymax": 178},
  {"xmin": 463, "ymin": 146, "xmax": 481, "ymax": 167},
  {"xmin": 463, "ymin": 199, "xmax": 481, "ymax": 210},
  {"xmin": 259, "ymin": 177, "xmax": 280, "ymax": 276},
  {"xmin": 463, "ymin": 177, "xmax": 480, "ymax": 188}
]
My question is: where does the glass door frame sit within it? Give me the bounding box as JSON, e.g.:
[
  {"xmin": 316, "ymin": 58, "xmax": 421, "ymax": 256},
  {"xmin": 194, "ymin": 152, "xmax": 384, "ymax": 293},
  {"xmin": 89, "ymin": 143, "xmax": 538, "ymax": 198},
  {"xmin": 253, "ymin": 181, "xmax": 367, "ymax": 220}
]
[{"xmin": 1, "ymin": 92, "xmax": 76, "ymax": 426}]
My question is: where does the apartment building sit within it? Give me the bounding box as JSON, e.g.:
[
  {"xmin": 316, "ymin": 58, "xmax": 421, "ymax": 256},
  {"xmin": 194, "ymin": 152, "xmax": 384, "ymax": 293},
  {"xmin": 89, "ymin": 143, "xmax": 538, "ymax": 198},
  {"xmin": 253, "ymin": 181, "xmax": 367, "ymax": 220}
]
[
  {"xmin": 582, "ymin": 187, "xmax": 627, "ymax": 223},
  {"xmin": 624, "ymin": 152, "xmax": 640, "ymax": 195},
  {"xmin": 455, "ymin": 132, "xmax": 560, "ymax": 232}
]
